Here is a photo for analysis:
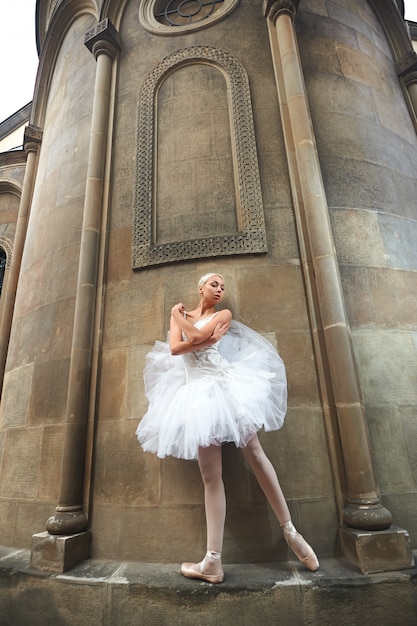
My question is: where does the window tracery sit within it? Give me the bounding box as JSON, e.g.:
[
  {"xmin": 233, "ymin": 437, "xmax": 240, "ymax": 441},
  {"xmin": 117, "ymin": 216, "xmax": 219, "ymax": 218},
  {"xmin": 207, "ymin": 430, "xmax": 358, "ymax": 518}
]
[{"xmin": 139, "ymin": 0, "xmax": 239, "ymax": 34}]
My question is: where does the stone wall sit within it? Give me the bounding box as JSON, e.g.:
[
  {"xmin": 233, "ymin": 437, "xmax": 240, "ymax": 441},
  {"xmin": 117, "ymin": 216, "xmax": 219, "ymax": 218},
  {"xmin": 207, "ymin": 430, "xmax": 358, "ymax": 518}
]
[
  {"xmin": 92, "ymin": 0, "xmax": 336, "ymax": 563},
  {"xmin": 0, "ymin": 0, "xmax": 416, "ymax": 570},
  {"xmin": 0, "ymin": 13, "xmax": 96, "ymax": 547},
  {"xmin": 297, "ymin": 0, "xmax": 417, "ymax": 543}
]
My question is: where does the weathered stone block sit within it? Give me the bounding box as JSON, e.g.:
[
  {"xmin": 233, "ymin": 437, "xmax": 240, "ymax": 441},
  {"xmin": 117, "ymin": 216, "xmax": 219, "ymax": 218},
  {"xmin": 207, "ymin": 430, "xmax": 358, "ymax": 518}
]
[
  {"xmin": 0, "ymin": 499, "xmax": 17, "ymax": 546},
  {"xmin": 261, "ymin": 409, "xmax": 334, "ymax": 499},
  {"xmin": 93, "ymin": 418, "xmax": 159, "ymax": 506},
  {"xmin": 117, "ymin": 504, "xmax": 205, "ymax": 563},
  {"xmin": 103, "ymin": 279, "xmax": 164, "ymax": 349},
  {"xmin": 29, "ymin": 358, "xmax": 70, "ymax": 426},
  {"xmin": 38, "ymin": 426, "xmax": 65, "ymax": 501},
  {"xmin": 236, "ymin": 265, "xmax": 310, "ymax": 332},
  {"xmin": 97, "ymin": 347, "xmax": 127, "ymax": 420},
  {"xmin": 353, "ymin": 330, "xmax": 417, "ymax": 406},
  {"xmin": 160, "ymin": 456, "xmax": 203, "ymax": 505},
  {"xmin": 30, "ymin": 530, "xmax": 91, "ymax": 572},
  {"xmin": 106, "ymin": 227, "xmax": 133, "ymax": 285},
  {"xmin": 0, "ymin": 427, "xmax": 42, "ymax": 499},
  {"xmin": 126, "ymin": 343, "xmax": 150, "ymax": 419},
  {"xmin": 276, "ymin": 330, "xmax": 321, "ymax": 406},
  {"xmin": 339, "ymin": 525, "xmax": 413, "ymax": 574},
  {"xmin": 378, "ymin": 213, "xmax": 417, "ymax": 270},
  {"xmin": 0, "ymin": 364, "xmax": 33, "ymax": 429},
  {"xmin": 366, "ymin": 406, "xmax": 413, "ymax": 494},
  {"xmin": 0, "ymin": 191, "xmax": 19, "ymax": 223}
]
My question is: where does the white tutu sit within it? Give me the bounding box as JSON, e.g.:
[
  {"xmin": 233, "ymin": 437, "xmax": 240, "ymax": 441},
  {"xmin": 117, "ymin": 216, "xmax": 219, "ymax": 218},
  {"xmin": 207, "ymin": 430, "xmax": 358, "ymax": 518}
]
[{"xmin": 136, "ymin": 318, "xmax": 287, "ymax": 460}]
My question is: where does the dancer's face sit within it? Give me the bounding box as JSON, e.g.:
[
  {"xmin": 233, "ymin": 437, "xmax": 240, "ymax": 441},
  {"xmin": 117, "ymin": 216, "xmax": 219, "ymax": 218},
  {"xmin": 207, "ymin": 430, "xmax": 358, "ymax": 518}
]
[{"xmin": 200, "ymin": 275, "xmax": 225, "ymax": 304}]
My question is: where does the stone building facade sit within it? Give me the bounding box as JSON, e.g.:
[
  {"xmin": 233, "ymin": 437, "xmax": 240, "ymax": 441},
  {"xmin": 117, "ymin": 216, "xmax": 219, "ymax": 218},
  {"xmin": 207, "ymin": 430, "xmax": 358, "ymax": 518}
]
[{"xmin": 0, "ymin": 0, "xmax": 416, "ymax": 575}]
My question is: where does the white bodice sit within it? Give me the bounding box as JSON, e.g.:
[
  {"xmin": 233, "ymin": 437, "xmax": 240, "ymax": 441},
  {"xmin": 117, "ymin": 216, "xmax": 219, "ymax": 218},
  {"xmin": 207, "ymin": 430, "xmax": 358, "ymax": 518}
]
[{"xmin": 182, "ymin": 314, "xmax": 230, "ymax": 382}]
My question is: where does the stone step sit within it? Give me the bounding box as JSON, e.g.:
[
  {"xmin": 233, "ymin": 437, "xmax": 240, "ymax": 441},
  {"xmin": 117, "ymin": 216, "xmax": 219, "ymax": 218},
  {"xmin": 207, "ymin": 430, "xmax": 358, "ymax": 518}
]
[{"xmin": 1, "ymin": 546, "xmax": 416, "ymax": 625}]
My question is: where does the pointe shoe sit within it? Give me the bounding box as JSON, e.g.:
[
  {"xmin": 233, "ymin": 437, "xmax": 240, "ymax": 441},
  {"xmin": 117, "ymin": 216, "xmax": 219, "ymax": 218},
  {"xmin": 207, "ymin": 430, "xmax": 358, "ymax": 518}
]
[
  {"xmin": 181, "ymin": 550, "xmax": 224, "ymax": 583},
  {"xmin": 281, "ymin": 521, "xmax": 319, "ymax": 572}
]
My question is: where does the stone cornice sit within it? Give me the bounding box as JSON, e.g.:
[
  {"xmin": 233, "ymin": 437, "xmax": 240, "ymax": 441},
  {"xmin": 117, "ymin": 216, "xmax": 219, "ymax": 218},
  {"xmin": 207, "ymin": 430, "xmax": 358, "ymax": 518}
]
[
  {"xmin": 396, "ymin": 50, "xmax": 417, "ymax": 77},
  {"xmin": 367, "ymin": 0, "xmax": 414, "ymax": 63},
  {"xmin": 36, "ymin": 0, "xmax": 95, "ymax": 52},
  {"xmin": 0, "ymin": 151, "xmax": 27, "ymax": 168},
  {"xmin": 0, "ymin": 103, "xmax": 32, "ymax": 142}
]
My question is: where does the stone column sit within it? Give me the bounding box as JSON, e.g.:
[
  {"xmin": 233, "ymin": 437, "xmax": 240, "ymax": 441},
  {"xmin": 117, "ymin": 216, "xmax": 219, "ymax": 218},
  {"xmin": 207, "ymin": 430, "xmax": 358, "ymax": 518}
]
[
  {"xmin": 31, "ymin": 19, "xmax": 121, "ymax": 573},
  {"xmin": 0, "ymin": 126, "xmax": 42, "ymax": 391},
  {"xmin": 396, "ymin": 51, "xmax": 417, "ymax": 128},
  {"xmin": 402, "ymin": 71, "xmax": 417, "ymax": 127},
  {"xmin": 263, "ymin": 0, "xmax": 412, "ymax": 573}
]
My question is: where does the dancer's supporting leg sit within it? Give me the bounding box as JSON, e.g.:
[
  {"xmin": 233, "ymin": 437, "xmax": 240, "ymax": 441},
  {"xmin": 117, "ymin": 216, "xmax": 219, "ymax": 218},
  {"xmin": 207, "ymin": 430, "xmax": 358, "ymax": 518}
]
[
  {"xmin": 181, "ymin": 444, "xmax": 225, "ymax": 582},
  {"xmin": 242, "ymin": 434, "xmax": 319, "ymax": 571}
]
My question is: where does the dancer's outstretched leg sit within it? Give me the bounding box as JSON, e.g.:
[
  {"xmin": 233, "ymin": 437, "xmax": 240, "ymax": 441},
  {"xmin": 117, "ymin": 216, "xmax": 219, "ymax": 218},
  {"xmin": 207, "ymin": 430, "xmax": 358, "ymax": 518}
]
[
  {"xmin": 181, "ymin": 444, "xmax": 225, "ymax": 583},
  {"xmin": 242, "ymin": 434, "xmax": 319, "ymax": 571}
]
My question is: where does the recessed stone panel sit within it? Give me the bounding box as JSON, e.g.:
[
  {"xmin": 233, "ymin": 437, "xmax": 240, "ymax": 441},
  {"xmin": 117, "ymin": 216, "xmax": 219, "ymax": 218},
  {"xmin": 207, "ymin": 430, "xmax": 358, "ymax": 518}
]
[
  {"xmin": 0, "ymin": 365, "xmax": 33, "ymax": 429},
  {"xmin": 0, "ymin": 428, "xmax": 42, "ymax": 500}
]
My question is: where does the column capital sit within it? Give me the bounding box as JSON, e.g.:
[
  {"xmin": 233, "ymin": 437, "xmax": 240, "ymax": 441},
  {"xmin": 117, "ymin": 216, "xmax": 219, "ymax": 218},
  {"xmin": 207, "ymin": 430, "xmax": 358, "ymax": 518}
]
[
  {"xmin": 23, "ymin": 125, "xmax": 43, "ymax": 154},
  {"xmin": 263, "ymin": 0, "xmax": 299, "ymax": 21},
  {"xmin": 396, "ymin": 50, "xmax": 417, "ymax": 77},
  {"xmin": 403, "ymin": 70, "xmax": 417, "ymax": 87},
  {"xmin": 84, "ymin": 18, "xmax": 121, "ymax": 61}
]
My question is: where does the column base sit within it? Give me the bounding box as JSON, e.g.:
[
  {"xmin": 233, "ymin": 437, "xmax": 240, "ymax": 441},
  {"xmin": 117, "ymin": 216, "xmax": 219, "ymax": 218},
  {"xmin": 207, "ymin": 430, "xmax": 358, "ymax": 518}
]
[
  {"xmin": 339, "ymin": 524, "xmax": 413, "ymax": 574},
  {"xmin": 30, "ymin": 530, "xmax": 91, "ymax": 573}
]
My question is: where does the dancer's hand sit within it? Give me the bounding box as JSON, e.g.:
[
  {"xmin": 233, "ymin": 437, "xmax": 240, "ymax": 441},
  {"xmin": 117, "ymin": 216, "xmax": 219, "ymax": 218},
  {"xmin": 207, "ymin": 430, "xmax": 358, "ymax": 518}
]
[
  {"xmin": 211, "ymin": 320, "xmax": 230, "ymax": 342},
  {"xmin": 171, "ymin": 302, "xmax": 185, "ymax": 316}
]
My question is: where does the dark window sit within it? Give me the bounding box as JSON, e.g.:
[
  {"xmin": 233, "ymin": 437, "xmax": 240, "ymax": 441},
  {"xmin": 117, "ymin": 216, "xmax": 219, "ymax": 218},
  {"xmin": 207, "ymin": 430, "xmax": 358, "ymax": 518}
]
[{"xmin": 0, "ymin": 249, "xmax": 6, "ymax": 296}]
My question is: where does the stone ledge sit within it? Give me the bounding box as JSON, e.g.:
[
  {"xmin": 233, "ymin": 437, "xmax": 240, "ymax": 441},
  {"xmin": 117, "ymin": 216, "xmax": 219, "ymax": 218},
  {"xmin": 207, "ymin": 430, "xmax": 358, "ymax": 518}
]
[{"xmin": 0, "ymin": 546, "xmax": 416, "ymax": 625}]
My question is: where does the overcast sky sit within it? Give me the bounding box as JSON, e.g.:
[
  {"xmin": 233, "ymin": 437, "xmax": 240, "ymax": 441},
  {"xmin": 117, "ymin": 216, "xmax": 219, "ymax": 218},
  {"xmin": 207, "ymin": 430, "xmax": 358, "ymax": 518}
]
[{"xmin": 1, "ymin": 0, "xmax": 417, "ymax": 124}]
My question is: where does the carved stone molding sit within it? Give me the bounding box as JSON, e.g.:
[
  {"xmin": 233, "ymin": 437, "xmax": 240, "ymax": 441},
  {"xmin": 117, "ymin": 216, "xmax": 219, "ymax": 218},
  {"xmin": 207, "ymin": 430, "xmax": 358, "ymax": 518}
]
[
  {"xmin": 403, "ymin": 70, "xmax": 417, "ymax": 86},
  {"xmin": 84, "ymin": 18, "xmax": 121, "ymax": 60},
  {"xmin": 48, "ymin": 0, "xmax": 61, "ymax": 22},
  {"xmin": 24, "ymin": 142, "xmax": 40, "ymax": 155},
  {"xmin": 396, "ymin": 50, "xmax": 417, "ymax": 77},
  {"xmin": 0, "ymin": 152, "xmax": 27, "ymax": 168},
  {"xmin": 23, "ymin": 125, "xmax": 43, "ymax": 142},
  {"xmin": 263, "ymin": 0, "xmax": 298, "ymax": 21},
  {"xmin": 0, "ymin": 237, "xmax": 13, "ymax": 268},
  {"xmin": 132, "ymin": 46, "xmax": 267, "ymax": 269}
]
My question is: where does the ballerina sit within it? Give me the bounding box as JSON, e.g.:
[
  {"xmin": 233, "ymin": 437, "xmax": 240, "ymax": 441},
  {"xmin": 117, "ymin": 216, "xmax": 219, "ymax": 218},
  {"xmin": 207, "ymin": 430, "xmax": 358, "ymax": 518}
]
[{"xmin": 136, "ymin": 272, "xmax": 319, "ymax": 581}]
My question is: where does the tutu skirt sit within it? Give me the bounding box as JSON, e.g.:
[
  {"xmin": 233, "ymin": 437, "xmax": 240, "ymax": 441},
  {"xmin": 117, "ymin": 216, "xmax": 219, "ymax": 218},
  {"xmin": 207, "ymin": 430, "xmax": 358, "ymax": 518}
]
[{"xmin": 136, "ymin": 320, "xmax": 287, "ymax": 460}]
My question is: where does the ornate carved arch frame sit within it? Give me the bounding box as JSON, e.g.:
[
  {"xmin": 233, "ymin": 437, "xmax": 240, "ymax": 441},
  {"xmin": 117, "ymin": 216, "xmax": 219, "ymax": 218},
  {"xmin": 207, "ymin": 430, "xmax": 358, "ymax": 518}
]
[
  {"xmin": 132, "ymin": 46, "xmax": 267, "ymax": 269},
  {"xmin": 0, "ymin": 237, "xmax": 13, "ymax": 268}
]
